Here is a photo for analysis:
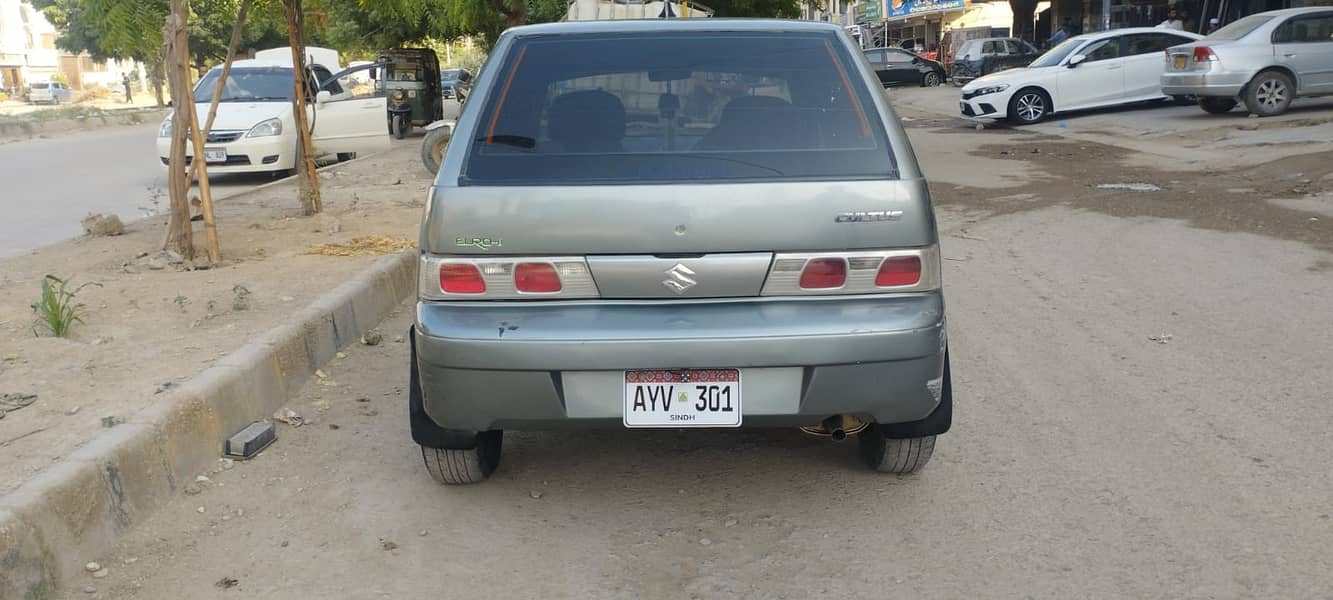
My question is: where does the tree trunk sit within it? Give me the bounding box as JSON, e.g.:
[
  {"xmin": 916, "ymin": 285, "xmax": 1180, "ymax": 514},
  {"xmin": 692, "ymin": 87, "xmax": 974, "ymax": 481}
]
[
  {"xmin": 1010, "ymin": 0, "xmax": 1039, "ymax": 42},
  {"xmin": 284, "ymin": 0, "xmax": 321, "ymax": 215},
  {"xmin": 162, "ymin": 0, "xmax": 194, "ymax": 259},
  {"xmin": 150, "ymin": 58, "xmax": 166, "ymax": 108}
]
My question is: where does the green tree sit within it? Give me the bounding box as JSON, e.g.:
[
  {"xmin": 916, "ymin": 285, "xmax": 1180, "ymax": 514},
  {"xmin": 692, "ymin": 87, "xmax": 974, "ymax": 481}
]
[{"xmin": 321, "ymin": 0, "xmax": 801, "ymax": 53}]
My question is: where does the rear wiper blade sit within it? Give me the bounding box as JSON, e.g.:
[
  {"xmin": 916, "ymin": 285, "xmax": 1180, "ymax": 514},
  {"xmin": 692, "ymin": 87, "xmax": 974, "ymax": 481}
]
[{"xmin": 476, "ymin": 135, "xmax": 536, "ymax": 149}]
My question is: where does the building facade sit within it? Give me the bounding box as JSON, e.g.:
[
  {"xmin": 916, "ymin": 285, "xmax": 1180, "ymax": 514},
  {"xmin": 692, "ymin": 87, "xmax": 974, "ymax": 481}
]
[{"xmin": 0, "ymin": 0, "xmax": 142, "ymax": 98}]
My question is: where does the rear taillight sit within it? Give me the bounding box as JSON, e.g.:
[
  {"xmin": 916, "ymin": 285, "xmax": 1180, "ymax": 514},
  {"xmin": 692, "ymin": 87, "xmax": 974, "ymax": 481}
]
[
  {"xmin": 875, "ymin": 256, "xmax": 922, "ymax": 287},
  {"xmin": 420, "ymin": 256, "xmax": 599, "ymax": 300},
  {"xmin": 762, "ymin": 246, "xmax": 941, "ymax": 296},
  {"xmin": 514, "ymin": 262, "xmax": 561, "ymax": 293},
  {"xmin": 440, "ymin": 263, "xmax": 486, "ymax": 294},
  {"xmin": 1193, "ymin": 46, "xmax": 1217, "ymax": 62},
  {"xmin": 799, "ymin": 258, "xmax": 847, "ymax": 289}
]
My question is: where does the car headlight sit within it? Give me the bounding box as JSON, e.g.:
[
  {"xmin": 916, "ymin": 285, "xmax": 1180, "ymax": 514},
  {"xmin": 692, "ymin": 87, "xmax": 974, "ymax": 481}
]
[
  {"xmin": 970, "ymin": 84, "xmax": 1010, "ymax": 96},
  {"xmin": 246, "ymin": 117, "xmax": 283, "ymax": 138},
  {"xmin": 158, "ymin": 119, "xmax": 172, "ymax": 138}
]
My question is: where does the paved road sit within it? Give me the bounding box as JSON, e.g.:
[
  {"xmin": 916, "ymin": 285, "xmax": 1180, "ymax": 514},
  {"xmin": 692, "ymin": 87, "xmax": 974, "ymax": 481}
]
[
  {"xmin": 1, "ymin": 100, "xmax": 461, "ymax": 258},
  {"xmin": 0, "ymin": 123, "xmax": 278, "ymax": 258},
  {"xmin": 56, "ymin": 117, "xmax": 1333, "ymax": 598}
]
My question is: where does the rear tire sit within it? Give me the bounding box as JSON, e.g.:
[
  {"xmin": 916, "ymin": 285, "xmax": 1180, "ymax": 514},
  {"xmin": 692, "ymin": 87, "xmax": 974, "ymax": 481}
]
[
  {"xmin": 1243, "ymin": 71, "xmax": 1294, "ymax": 117},
  {"xmin": 392, "ymin": 114, "xmax": 410, "ymax": 139},
  {"xmin": 336, "ymin": 152, "xmax": 356, "ymax": 162},
  {"xmin": 409, "ymin": 328, "xmax": 503, "ymax": 484},
  {"xmin": 421, "ymin": 431, "xmax": 503, "ymax": 485},
  {"xmin": 1198, "ymin": 97, "xmax": 1237, "ymax": 114},
  {"xmin": 858, "ymin": 428, "xmax": 936, "ymax": 474}
]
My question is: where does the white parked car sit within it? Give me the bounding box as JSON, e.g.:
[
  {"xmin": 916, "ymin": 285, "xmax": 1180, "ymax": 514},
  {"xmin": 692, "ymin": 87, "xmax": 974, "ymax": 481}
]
[
  {"xmin": 28, "ymin": 81, "xmax": 73, "ymax": 104},
  {"xmin": 156, "ymin": 58, "xmax": 388, "ymax": 175},
  {"xmin": 959, "ymin": 27, "xmax": 1203, "ymax": 124}
]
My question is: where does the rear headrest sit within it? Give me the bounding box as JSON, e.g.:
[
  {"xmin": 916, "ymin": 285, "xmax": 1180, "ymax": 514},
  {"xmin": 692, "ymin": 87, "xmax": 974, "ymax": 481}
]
[{"xmin": 547, "ymin": 90, "xmax": 626, "ymax": 153}]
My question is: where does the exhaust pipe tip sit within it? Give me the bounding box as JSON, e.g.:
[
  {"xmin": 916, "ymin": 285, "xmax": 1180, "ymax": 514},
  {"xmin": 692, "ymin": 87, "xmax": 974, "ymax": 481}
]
[
  {"xmin": 800, "ymin": 414, "xmax": 869, "ymax": 441},
  {"xmin": 822, "ymin": 415, "xmax": 847, "ymax": 442}
]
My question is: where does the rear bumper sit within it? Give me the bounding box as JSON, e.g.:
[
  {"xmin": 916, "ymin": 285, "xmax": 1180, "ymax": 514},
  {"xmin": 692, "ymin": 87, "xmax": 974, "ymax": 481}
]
[
  {"xmin": 414, "ymin": 295, "xmax": 947, "ymax": 431},
  {"xmin": 1160, "ymin": 71, "xmax": 1249, "ymax": 97}
]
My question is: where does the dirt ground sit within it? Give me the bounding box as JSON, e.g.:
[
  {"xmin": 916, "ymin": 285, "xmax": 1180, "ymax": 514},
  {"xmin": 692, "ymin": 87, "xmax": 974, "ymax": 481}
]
[
  {"xmin": 48, "ymin": 98, "xmax": 1333, "ymax": 599},
  {"xmin": 0, "ymin": 143, "xmax": 430, "ymax": 496}
]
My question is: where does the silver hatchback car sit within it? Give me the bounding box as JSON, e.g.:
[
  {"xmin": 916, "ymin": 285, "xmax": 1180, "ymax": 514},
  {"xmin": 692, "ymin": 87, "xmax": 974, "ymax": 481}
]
[
  {"xmin": 1162, "ymin": 7, "xmax": 1333, "ymax": 116},
  {"xmin": 411, "ymin": 19, "xmax": 950, "ymax": 484}
]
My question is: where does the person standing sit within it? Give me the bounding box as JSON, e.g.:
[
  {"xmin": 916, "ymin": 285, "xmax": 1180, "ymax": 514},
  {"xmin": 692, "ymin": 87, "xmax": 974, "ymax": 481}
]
[
  {"xmin": 1158, "ymin": 8, "xmax": 1185, "ymax": 30},
  {"xmin": 122, "ymin": 74, "xmax": 133, "ymax": 103}
]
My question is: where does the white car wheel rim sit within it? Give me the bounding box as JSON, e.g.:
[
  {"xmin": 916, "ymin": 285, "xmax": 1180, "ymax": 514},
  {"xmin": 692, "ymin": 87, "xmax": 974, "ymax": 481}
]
[
  {"xmin": 1017, "ymin": 93, "xmax": 1044, "ymax": 121},
  {"xmin": 1256, "ymin": 79, "xmax": 1287, "ymax": 109}
]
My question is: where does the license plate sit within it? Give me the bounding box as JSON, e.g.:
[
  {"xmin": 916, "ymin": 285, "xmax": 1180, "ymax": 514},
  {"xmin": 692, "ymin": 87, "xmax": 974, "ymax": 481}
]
[
  {"xmin": 204, "ymin": 148, "xmax": 227, "ymax": 163},
  {"xmin": 624, "ymin": 369, "xmax": 741, "ymax": 428},
  {"xmin": 1173, "ymin": 56, "xmax": 1186, "ymax": 70}
]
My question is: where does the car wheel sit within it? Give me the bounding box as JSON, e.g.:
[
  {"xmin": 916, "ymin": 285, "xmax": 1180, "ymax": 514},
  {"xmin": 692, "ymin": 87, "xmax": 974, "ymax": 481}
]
[
  {"xmin": 1243, "ymin": 71, "xmax": 1294, "ymax": 117},
  {"xmin": 336, "ymin": 152, "xmax": 356, "ymax": 162},
  {"xmin": 392, "ymin": 114, "xmax": 410, "ymax": 139},
  {"xmin": 421, "ymin": 125, "xmax": 452, "ymax": 175},
  {"xmin": 422, "ymin": 431, "xmax": 503, "ymax": 485},
  {"xmin": 408, "ymin": 328, "xmax": 503, "ymax": 484},
  {"xmin": 1198, "ymin": 97, "xmax": 1237, "ymax": 114},
  {"xmin": 922, "ymin": 71, "xmax": 942, "ymax": 87},
  {"xmin": 858, "ymin": 427, "xmax": 936, "ymax": 474},
  {"xmin": 1007, "ymin": 87, "xmax": 1049, "ymax": 124}
]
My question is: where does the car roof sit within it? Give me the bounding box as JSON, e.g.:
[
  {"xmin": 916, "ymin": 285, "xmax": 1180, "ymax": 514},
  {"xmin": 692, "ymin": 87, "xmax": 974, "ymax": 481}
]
[
  {"xmin": 1254, "ymin": 6, "xmax": 1333, "ymax": 16},
  {"xmin": 504, "ymin": 18, "xmax": 843, "ymax": 37},
  {"xmin": 1067, "ymin": 27, "xmax": 1203, "ymax": 42},
  {"xmin": 221, "ymin": 59, "xmax": 294, "ymax": 70}
]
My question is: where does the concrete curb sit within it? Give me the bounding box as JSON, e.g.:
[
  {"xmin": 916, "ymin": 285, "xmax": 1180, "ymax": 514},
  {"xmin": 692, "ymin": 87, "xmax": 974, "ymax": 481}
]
[
  {"xmin": 0, "ymin": 250, "xmax": 416, "ymax": 599},
  {"xmin": 0, "ymin": 107, "xmax": 169, "ymax": 144}
]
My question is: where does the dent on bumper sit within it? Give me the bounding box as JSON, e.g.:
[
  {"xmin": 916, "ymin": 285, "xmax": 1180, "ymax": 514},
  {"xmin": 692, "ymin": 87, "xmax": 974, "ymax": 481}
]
[{"xmin": 414, "ymin": 295, "xmax": 948, "ymax": 431}]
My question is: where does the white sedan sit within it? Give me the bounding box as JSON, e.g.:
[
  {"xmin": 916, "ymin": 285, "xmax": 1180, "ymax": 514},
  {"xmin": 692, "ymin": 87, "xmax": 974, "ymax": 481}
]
[
  {"xmin": 157, "ymin": 59, "xmax": 388, "ymax": 175},
  {"xmin": 959, "ymin": 27, "xmax": 1203, "ymax": 124}
]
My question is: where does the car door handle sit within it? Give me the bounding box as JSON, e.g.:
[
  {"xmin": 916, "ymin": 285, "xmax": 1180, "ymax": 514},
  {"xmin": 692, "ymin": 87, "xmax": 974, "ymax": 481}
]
[
  {"xmin": 1107, "ymin": 65, "xmax": 1122, "ymax": 70},
  {"xmin": 1283, "ymin": 53, "xmax": 1297, "ymax": 58}
]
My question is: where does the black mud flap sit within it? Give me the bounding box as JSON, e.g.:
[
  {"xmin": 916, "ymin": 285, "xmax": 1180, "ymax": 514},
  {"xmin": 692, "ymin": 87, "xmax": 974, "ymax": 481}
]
[
  {"xmin": 880, "ymin": 352, "xmax": 952, "ymax": 439},
  {"xmin": 409, "ymin": 327, "xmax": 489, "ymax": 450}
]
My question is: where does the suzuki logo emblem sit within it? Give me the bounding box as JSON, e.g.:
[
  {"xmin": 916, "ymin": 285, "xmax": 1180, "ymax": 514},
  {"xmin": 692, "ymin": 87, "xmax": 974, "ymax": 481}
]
[{"xmin": 662, "ymin": 263, "xmax": 697, "ymax": 295}]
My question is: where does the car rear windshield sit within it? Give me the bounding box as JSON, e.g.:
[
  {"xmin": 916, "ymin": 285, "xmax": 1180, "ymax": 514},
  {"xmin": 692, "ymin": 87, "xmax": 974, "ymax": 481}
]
[
  {"xmin": 31, "ymin": 83, "xmax": 50, "ymax": 89},
  {"xmin": 461, "ymin": 31, "xmax": 896, "ymax": 185},
  {"xmin": 193, "ymin": 67, "xmax": 294, "ymax": 103},
  {"xmin": 1206, "ymin": 14, "xmax": 1274, "ymax": 40}
]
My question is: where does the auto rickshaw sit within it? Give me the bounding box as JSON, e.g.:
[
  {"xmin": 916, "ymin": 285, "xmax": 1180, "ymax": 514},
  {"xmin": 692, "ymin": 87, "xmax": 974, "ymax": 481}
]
[{"xmin": 374, "ymin": 48, "xmax": 443, "ymax": 139}]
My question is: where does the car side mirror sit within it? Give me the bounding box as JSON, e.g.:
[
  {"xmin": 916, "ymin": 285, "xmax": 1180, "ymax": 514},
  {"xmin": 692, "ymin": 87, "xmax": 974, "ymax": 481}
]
[
  {"xmin": 315, "ymin": 90, "xmax": 332, "ymax": 105},
  {"xmin": 369, "ymin": 67, "xmax": 377, "ymax": 80},
  {"xmin": 1067, "ymin": 54, "xmax": 1086, "ymax": 68}
]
